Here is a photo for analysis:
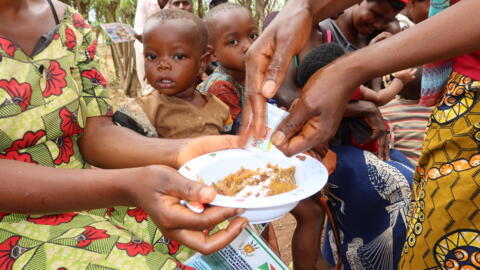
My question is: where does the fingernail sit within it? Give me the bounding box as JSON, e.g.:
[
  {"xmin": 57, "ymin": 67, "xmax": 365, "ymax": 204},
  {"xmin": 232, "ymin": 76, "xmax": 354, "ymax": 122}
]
[
  {"xmin": 271, "ymin": 131, "xmax": 286, "ymax": 146},
  {"xmin": 262, "ymin": 80, "xmax": 276, "ymax": 97},
  {"xmin": 200, "ymin": 187, "xmax": 215, "ymax": 200}
]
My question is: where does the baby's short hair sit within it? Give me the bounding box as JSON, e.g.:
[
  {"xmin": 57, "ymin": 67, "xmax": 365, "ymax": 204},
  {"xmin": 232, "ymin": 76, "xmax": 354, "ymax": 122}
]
[
  {"xmin": 147, "ymin": 9, "xmax": 208, "ymax": 52},
  {"xmin": 297, "ymin": 43, "xmax": 346, "ymax": 87},
  {"xmin": 204, "ymin": 3, "xmax": 251, "ymax": 44}
]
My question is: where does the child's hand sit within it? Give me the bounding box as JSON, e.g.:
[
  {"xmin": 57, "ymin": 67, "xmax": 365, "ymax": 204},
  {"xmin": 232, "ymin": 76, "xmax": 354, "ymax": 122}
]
[
  {"xmin": 393, "ymin": 68, "xmax": 417, "ymax": 85},
  {"xmin": 175, "ymin": 135, "xmax": 241, "ymax": 168},
  {"xmin": 369, "ymin": 31, "xmax": 393, "ymax": 45},
  {"xmin": 302, "ymin": 148, "xmax": 336, "ymax": 174}
]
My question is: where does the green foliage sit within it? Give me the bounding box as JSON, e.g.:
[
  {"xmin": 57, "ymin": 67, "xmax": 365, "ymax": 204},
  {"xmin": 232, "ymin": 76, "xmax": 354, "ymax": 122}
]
[
  {"xmin": 59, "ymin": 0, "xmax": 137, "ymax": 25},
  {"xmin": 59, "ymin": 0, "xmax": 286, "ymax": 27}
]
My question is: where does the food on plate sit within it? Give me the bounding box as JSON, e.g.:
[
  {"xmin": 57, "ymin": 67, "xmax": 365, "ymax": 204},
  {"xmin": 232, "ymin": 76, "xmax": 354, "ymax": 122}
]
[{"xmin": 212, "ymin": 164, "xmax": 296, "ymax": 198}]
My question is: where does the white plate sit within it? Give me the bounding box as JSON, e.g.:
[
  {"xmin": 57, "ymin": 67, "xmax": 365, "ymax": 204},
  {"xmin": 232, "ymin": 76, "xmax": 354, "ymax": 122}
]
[{"xmin": 178, "ymin": 149, "xmax": 328, "ymax": 223}]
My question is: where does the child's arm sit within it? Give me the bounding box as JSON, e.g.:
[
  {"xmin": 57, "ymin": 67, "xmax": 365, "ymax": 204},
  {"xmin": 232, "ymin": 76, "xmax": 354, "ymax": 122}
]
[{"xmin": 360, "ymin": 67, "xmax": 417, "ymax": 106}]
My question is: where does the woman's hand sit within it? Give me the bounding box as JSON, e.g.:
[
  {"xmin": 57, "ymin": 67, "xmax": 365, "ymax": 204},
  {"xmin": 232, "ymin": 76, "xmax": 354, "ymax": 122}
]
[
  {"xmin": 128, "ymin": 165, "xmax": 248, "ymax": 255},
  {"xmin": 242, "ymin": 7, "xmax": 315, "ymax": 141},
  {"xmin": 241, "ymin": 0, "xmax": 361, "ymax": 143},
  {"xmin": 344, "ymin": 100, "xmax": 390, "ymax": 160},
  {"xmin": 362, "ymin": 106, "xmax": 390, "ymax": 161}
]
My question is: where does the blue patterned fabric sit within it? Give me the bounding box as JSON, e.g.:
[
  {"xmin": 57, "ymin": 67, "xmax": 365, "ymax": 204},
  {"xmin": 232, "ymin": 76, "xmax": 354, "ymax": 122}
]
[
  {"xmin": 420, "ymin": 0, "xmax": 452, "ymax": 106},
  {"xmin": 322, "ymin": 146, "xmax": 413, "ymax": 270}
]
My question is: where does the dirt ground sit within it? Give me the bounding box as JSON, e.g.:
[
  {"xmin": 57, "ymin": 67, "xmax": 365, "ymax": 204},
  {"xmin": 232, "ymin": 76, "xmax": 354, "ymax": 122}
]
[{"xmin": 99, "ymin": 43, "xmax": 296, "ymax": 265}]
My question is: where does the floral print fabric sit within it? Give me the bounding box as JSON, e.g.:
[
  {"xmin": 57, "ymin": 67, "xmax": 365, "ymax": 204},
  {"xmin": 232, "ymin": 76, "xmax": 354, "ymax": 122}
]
[
  {"xmin": 0, "ymin": 6, "xmax": 110, "ymax": 168},
  {"xmin": 0, "ymin": 7, "xmax": 198, "ymax": 269}
]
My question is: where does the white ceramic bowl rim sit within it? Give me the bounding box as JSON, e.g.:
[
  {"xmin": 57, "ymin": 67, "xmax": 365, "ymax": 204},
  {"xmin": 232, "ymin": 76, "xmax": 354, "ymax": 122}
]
[{"xmin": 178, "ymin": 149, "xmax": 328, "ymax": 209}]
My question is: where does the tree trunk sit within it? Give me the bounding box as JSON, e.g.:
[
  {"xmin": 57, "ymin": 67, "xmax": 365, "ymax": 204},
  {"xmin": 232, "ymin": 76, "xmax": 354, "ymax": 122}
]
[
  {"xmin": 110, "ymin": 41, "xmax": 141, "ymax": 97},
  {"xmin": 197, "ymin": 0, "xmax": 204, "ymax": 18},
  {"xmin": 255, "ymin": 0, "xmax": 268, "ymax": 30}
]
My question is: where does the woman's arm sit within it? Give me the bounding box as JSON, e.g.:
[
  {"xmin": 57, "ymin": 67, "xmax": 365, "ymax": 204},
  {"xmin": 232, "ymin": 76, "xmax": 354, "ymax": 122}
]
[
  {"xmin": 242, "ymin": 0, "xmax": 362, "ymax": 141},
  {"xmin": 269, "ymin": 0, "xmax": 480, "ymax": 156},
  {"xmin": 0, "ymin": 159, "xmax": 132, "ymax": 213},
  {"xmin": 0, "ymin": 150, "xmax": 246, "ymax": 254},
  {"xmin": 78, "ymin": 117, "xmax": 241, "ymax": 169},
  {"xmin": 79, "ymin": 116, "xmax": 184, "ymax": 169}
]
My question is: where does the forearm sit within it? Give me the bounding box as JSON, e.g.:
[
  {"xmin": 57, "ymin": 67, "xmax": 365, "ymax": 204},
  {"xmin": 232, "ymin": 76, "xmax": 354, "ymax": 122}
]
[
  {"xmin": 342, "ymin": 0, "xmax": 480, "ymax": 86},
  {"xmin": 362, "ymin": 78, "xmax": 404, "ymax": 106},
  {"xmin": 79, "ymin": 117, "xmax": 186, "ymax": 169},
  {"xmin": 0, "ymin": 159, "xmax": 135, "ymax": 213},
  {"xmin": 376, "ymin": 79, "xmax": 404, "ymax": 106}
]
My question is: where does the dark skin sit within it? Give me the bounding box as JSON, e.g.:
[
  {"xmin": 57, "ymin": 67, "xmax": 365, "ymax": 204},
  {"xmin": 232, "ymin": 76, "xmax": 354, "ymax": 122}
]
[
  {"xmin": 274, "ymin": 25, "xmax": 324, "ymax": 108},
  {"xmin": 270, "ymin": 1, "xmax": 398, "ymax": 160},
  {"xmin": 167, "ymin": 0, "xmax": 194, "ymax": 12},
  {"xmin": 275, "ymin": 4, "xmax": 400, "ymax": 160},
  {"xmin": 158, "ymin": 0, "xmax": 169, "ymax": 9},
  {"xmin": 401, "ymin": 0, "xmax": 430, "ymax": 24},
  {"xmin": 336, "ymin": 1, "xmax": 399, "ymax": 49},
  {"xmin": 208, "ymin": 8, "xmax": 258, "ymax": 86},
  {"xmin": 0, "ymin": 0, "xmax": 65, "ymax": 56},
  {"xmin": 245, "ymin": 0, "xmax": 480, "ymax": 157},
  {"xmin": 272, "ymin": 23, "xmax": 395, "ymax": 270},
  {"xmin": 0, "ymin": 0, "xmax": 247, "ymax": 255},
  {"xmin": 143, "ymin": 18, "xmax": 209, "ymax": 107}
]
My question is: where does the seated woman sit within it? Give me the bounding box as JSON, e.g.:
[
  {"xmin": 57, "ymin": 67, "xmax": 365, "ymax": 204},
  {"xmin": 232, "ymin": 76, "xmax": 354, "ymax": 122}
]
[{"xmin": 0, "ymin": 1, "xmax": 246, "ymax": 269}]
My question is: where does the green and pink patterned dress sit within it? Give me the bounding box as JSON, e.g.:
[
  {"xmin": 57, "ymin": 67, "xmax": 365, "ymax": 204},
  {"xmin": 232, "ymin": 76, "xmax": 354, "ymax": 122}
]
[{"xmin": 0, "ymin": 6, "xmax": 196, "ymax": 269}]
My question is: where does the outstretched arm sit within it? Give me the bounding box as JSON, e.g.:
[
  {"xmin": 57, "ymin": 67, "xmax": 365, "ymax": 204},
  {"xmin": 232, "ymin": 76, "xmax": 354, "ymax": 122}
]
[
  {"xmin": 360, "ymin": 68, "xmax": 416, "ymax": 106},
  {"xmin": 270, "ymin": 0, "xmax": 480, "ymax": 156},
  {"xmin": 79, "ymin": 116, "xmax": 240, "ymax": 169},
  {"xmin": 242, "ymin": 0, "xmax": 362, "ymax": 142},
  {"xmin": 1, "ymin": 131, "xmax": 247, "ymax": 254}
]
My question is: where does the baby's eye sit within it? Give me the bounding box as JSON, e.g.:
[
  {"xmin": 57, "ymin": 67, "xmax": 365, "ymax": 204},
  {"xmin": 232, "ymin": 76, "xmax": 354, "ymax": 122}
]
[
  {"xmin": 145, "ymin": 53, "xmax": 157, "ymax": 60},
  {"xmin": 174, "ymin": 53, "xmax": 186, "ymax": 60},
  {"xmin": 228, "ymin": 40, "xmax": 239, "ymax": 46},
  {"xmin": 249, "ymin": 33, "xmax": 258, "ymax": 40}
]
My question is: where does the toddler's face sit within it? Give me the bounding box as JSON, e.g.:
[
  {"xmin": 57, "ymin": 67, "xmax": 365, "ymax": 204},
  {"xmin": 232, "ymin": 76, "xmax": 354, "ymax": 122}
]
[
  {"xmin": 210, "ymin": 9, "xmax": 258, "ymax": 73},
  {"xmin": 143, "ymin": 20, "xmax": 203, "ymax": 98}
]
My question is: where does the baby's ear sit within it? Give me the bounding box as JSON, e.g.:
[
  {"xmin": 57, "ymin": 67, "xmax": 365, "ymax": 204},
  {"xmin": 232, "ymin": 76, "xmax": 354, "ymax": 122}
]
[
  {"xmin": 199, "ymin": 45, "xmax": 214, "ymax": 74},
  {"xmin": 207, "ymin": 45, "xmax": 218, "ymax": 62}
]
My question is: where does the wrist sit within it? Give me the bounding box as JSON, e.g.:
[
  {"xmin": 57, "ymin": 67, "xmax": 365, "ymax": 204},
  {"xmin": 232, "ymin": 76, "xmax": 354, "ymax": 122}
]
[
  {"xmin": 109, "ymin": 167, "xmax": 145, "ymax": 207},
  {"xmin": 148, "ymin": 138, "xmax": 186, "ymax": 168}
]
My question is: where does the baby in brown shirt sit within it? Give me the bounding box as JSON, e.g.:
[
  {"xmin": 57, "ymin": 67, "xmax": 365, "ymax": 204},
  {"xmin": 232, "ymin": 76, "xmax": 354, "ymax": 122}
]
[{"xmin": 113, "ymin": 9, "xmax": 232, "ymax": 139}]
